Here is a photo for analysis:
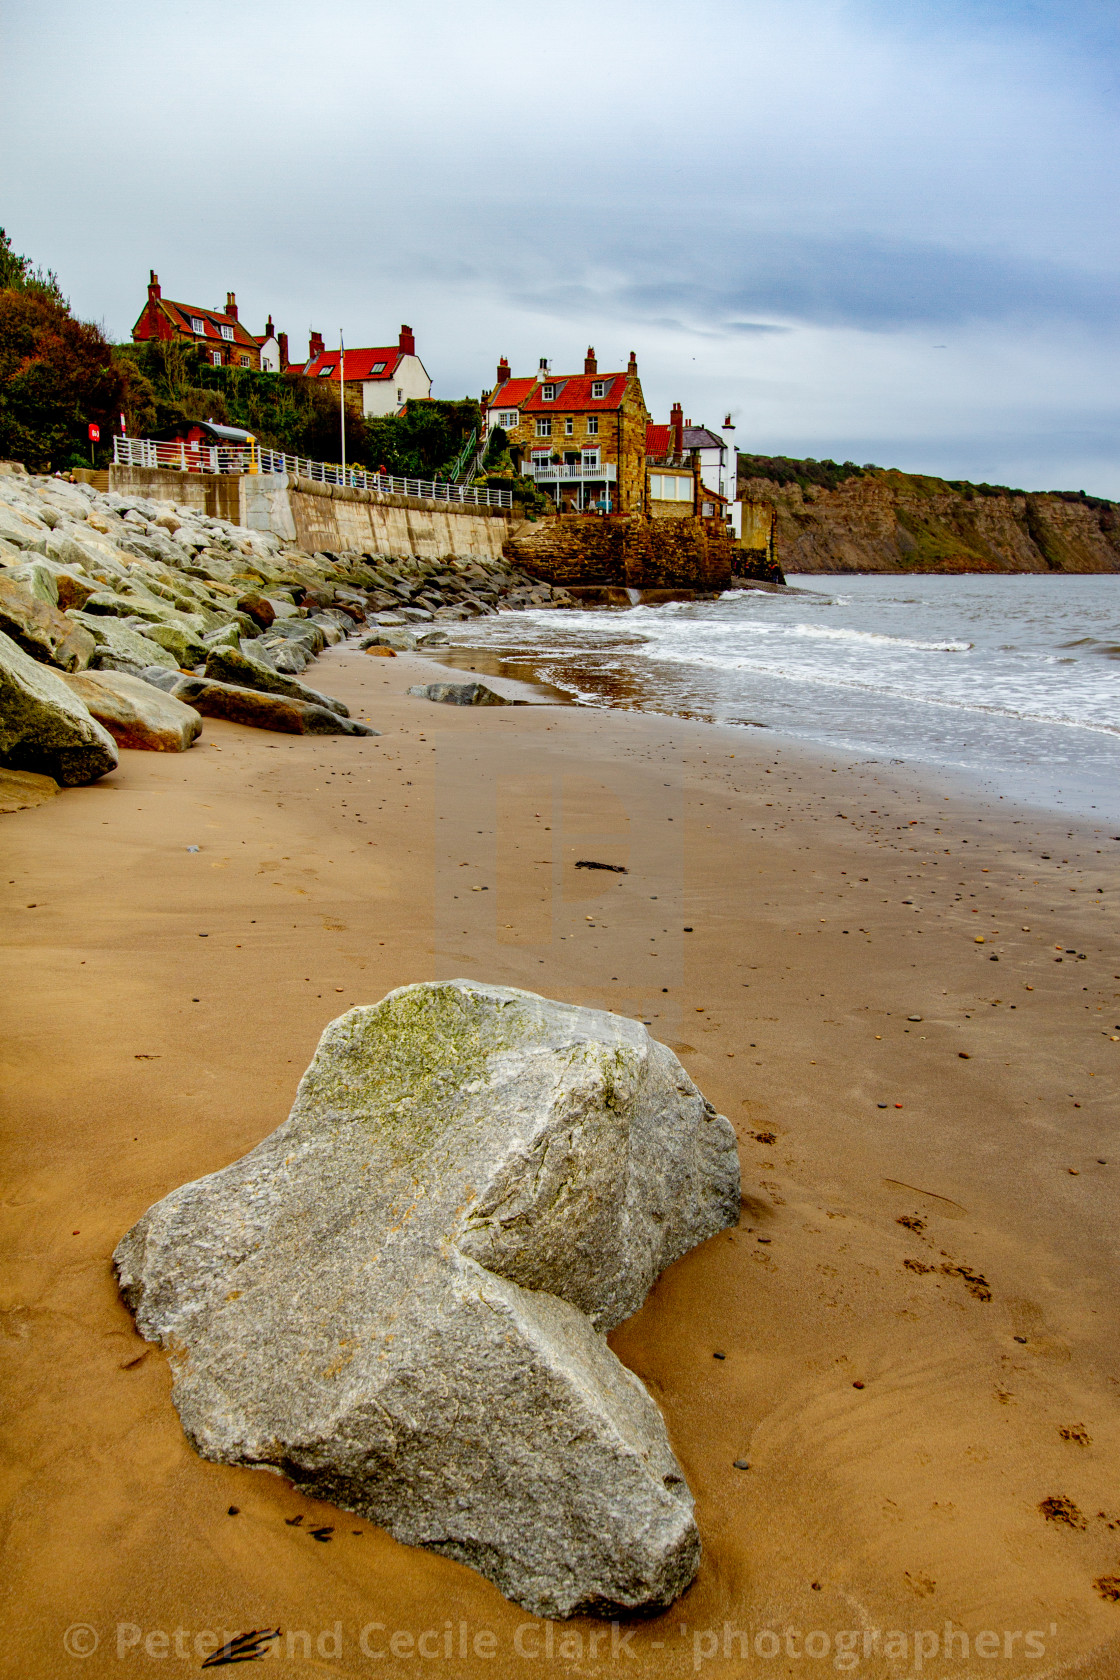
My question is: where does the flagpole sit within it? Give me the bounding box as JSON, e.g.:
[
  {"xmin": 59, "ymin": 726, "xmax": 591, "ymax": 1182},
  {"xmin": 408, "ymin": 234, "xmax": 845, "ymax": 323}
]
[{"xmin": 339, "ymin": 329, "xmax": 346, "ymax": 482}]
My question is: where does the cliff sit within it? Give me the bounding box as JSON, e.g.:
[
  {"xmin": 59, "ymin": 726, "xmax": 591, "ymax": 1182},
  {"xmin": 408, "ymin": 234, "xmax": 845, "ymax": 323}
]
[{"xmin": 737, "ymin": 458, "xmax": 1120, "ymax": 575}]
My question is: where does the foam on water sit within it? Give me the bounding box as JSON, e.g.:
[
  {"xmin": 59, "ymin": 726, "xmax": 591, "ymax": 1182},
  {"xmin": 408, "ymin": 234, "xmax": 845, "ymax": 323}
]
[{"xmin": 444, "ymin": 575, "xmax": 1120, "ymax": 821}]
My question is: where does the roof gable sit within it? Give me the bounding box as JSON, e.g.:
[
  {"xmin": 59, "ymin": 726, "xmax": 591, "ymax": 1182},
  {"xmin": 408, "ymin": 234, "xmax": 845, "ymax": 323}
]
[
  {"xmin": 488, "ymin": 378, "xmax": 537, "ymax": 410},
  {"xmin": 303, "ymin": 346, "xmax": 405, "ymax": 382},
  {"xmin": 160, "ymin": 299, "xmax": 259, "ymax": 349}
]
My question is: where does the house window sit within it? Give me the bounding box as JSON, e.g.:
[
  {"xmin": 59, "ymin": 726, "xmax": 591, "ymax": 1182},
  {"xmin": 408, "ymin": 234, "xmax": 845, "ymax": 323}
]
[
  {"xmin": 372, "ymin": 361, "xmax": 386, "ymax": 373},
  {"xmin": 211, "ymin": 351, "xmax": 222, "ymax": 366},
  {"xmin": 318, "ymin": 363, "xmax": 335, "ymax": 377},
  {"xmin": 591, "ymin": 380, "xmax": 606, "ymax": 399},
  {"xmin": 535, "ymin": 418, "xmax": 552, "ymax": 438},
  {"xmin": 651, "ymin": 473, "xmax": 692, "ymax": 501},
  {"xmin": 582, "ymin": 449, "xmax": 600, "ymax": 471},
  {"xmin": 239, "ymin": 355, "xmax": 250, "ymax": 367},
  {"xmin": 499, "ymin": 410, "xmax": 518, "ymax": 429},
  {"xmin": 397, "ymin": 388, "xmax": 402, "ymax": 402},
  {"xmin": 531, "ymin": 451, "xmax": 550, "ymax": 473},
  {"xmin": 220, "ymin": 324, "xmax": 234, "ymax": 341},
  {"xmin": 586, "ymin": 416, "xmax": 599, "ymax": 436},
  {"xmin": 541, "ymin": 384, "xmax": 555, "ymax": 401},
  {"xmin": 564, "ymin": 417, "xmax": 574, "ymax": 436},
  {"xmin": 190, "ymin": 316, "xmax": 205, "ymax": 334}
]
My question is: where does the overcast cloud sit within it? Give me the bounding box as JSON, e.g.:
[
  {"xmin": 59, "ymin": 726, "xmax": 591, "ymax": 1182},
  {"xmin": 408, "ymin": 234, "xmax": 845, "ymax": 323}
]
[{"xmin": 2, "ymin": 0, "xmax": 1117, "ymax": 491}]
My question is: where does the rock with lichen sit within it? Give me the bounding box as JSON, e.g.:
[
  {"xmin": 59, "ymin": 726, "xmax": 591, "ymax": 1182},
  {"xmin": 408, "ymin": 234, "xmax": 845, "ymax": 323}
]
[{"xmin": 113, "ymin": 980, "xmax": 740, "ymax": 1618}]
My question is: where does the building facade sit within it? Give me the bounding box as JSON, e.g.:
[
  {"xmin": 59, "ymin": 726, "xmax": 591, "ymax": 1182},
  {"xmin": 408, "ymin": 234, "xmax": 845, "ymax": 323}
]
[
  {"xmin": 300, "ymin": 326, "xmax": 431, "ymax": 416},
  {"xmin": 131, "ymin": 273, "xmax": 264, "ymax": 369},
  {"xmin": 484, "ymin": 348, "xmax": 651, "ymax": 515}
]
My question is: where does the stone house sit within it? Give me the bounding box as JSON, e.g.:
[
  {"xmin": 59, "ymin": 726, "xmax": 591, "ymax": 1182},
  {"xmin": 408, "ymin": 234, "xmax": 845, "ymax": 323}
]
[
  {"xmin": 647, "ymin": 403, "xmax": 738, "ymax": 533},
  {"xmin": 484, "ymin": 349, "xmax": 651, "ymax": 515},
  {"xmin": 299, "ymin": 326, "xmax": 431, "ymax": 417},
  {"xmin": 131, "ymin": 273, "xmax": 264, "ymax": 369}
]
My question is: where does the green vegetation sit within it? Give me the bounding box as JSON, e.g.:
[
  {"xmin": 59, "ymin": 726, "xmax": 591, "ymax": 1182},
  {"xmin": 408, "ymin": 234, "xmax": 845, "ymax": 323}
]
[
  {"xmin": 0, "ymin": 228, "xmax": 128, "ymax": 471},
  {"xmin": 737, "ymin": 453, "xmax": 870, "ymax": 492}
]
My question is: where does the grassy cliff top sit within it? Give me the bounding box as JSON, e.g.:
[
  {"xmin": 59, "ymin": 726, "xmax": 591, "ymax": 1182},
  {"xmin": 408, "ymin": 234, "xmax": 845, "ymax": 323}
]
[{"xmin": 737, "ymin": 453, "xmax": 1116, "ymax": 511}]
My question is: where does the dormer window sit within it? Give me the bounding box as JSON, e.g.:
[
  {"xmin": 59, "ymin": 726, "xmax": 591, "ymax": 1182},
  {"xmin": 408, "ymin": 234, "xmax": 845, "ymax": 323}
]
[
  {"xmin": 318, "ymin": 364, "xmax": 335, "ymax": 377},
  {"xmin": 220, "ymin": 324, "xmax": 234, "ymax": 341},
  {"xmin": 591, "ymin": 380, "xmax": 606, "ymax": 399},
  {"xmin": 190, "ymin": 317, "xmax": 206, "ymax": 335},
  {"xmin": 541, "ymin": 384, "xmax": 555, "ymax": 401},
  {"xmin": 371, "ymin": 361, "xmax": 386, "ymax": 373}
]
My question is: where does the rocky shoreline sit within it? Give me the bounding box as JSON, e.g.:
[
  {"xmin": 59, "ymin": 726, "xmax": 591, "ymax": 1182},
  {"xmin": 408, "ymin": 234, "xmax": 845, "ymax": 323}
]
[{"xmin": 0, "ymin": 469, "xmax": 576, "ymax": 794}]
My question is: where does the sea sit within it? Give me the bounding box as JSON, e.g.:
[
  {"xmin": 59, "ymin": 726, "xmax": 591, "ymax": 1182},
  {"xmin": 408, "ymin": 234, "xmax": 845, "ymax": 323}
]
[{"xmin": 431, "ymin": 574, "xmax": 1120, "ymax": 826}]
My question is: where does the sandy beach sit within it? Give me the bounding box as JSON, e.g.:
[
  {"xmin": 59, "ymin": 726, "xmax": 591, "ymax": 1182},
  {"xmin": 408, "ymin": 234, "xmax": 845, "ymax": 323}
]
[{"xmin": 3, "ymin": 639, "xmax": 1119, "ymax": 1679}]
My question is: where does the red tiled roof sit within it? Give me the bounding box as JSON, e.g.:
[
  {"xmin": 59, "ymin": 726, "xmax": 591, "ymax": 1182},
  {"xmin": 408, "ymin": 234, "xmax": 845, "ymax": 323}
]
[
  {"xmin": 489, "ymin": 373, "xmax": 628, "ymax": 413},
  {"xmin": 521, "ymin": 373, "xmax": 627, "ymax": 412},
  {"xmin": 159, "ymin": 300, "xmax": 259, "ymax": 349},
  {"xmin": 302, "ymin": 346, "xmax": 404, "ymax": 383},
  {"xmin": 487, "ymin": 378, "xmax": 537, "ymax": 411},
  {"xmin": 646, "ymin": 424, "xmax": 672, "ymax": 456}
]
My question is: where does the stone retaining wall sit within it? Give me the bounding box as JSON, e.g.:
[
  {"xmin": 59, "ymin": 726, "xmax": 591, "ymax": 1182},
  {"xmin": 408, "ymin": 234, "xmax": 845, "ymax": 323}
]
[{"xmin": 504, "ymin": 514, "xmax": 734, "ymax": 592}]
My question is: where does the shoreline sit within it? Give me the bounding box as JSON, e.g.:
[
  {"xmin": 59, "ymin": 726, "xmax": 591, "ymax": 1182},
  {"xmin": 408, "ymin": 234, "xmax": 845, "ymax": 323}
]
[{"xmin": 3, "ymin": 639, "xmax": 1120, "ymax": 1677}]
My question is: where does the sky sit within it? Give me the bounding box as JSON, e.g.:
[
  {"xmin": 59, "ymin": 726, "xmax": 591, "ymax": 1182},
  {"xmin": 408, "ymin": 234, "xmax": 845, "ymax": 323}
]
[{"xmin": 2, "ymin": 0, "xmax": 1118, "ymax": 493}]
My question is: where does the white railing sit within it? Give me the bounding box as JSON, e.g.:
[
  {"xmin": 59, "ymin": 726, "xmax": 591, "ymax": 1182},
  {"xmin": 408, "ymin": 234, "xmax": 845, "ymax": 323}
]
[
  {"xmin": 113, "ymin": 435, "xmax": 512, "ymax": 509},
  {"xmin": 526, "ymin": 461, "xmax": 617, "ymax": 482}
]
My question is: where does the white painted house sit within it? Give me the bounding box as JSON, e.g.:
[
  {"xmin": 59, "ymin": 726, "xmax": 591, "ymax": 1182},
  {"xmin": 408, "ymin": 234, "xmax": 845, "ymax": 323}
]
[{"xmin": 300, "ymin": 325, "xmax": 431, "ymax": 417}]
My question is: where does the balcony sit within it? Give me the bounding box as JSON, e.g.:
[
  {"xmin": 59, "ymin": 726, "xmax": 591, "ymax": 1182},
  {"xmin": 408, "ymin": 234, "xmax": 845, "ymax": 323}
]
[{"xmin": 526, "ymin": 460, "xmax": 616, "ymax": 483}]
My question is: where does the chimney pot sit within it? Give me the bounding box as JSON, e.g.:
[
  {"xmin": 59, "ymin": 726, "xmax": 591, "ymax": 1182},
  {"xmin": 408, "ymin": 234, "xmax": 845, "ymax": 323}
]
[
  {"xmin": 309, "ymin": 329, "xmax": 325, "ymax": 361},
  {"xmin": 627, "ymin": 351, "xmax": 638, "ymax": 375},
  {"xmin": 148, "ymin": 270, "xmax": 161, "ymax": 299},
  {"xmin": 671, "ymin": 402, "xmax": 684, "ymax": 462},
  {"xmin": 399, "ymin": 323, "xmax": 416, "ymax": 356},
  {"xmin": 496, "ymin": 355, "xmax": 511, "ymax": 388},
  {"xmin": 226, "ymin": 291, "xmax": 238, "ymax": 321},
  {"xmin": 584, "ymin": 346, "xmax": 597, "ymax": 375}
]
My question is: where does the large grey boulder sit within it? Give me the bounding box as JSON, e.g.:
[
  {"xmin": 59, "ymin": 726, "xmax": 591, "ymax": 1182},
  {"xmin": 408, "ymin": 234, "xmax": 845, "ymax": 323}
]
[
  {"xmin": 408, "ymin": 679, "xmax": 515, "ymax": 706},
  {"xmin": 0, "ymin": 574, "xmax": 96, "ymax": 671},
  {"xmin": 62, "ymin": 670, "xmax": 203, "ymax": 752},
  {"xmin": 202, "ymin": 643, "xmax": 348, "ymax": 717},
  {"xmin": 66, "ymin": 610, "xmax": 179, "ymax": 675},
  {"xmin": 171, "ymin": 675, "xmax": 376, "ymax": 736},
  {"xmin": 0, "ymin": 628, "xmax": 118, "ymax": 784},
  {"xmin": 114, "ymin": 982, "xmax": 740, "ymax": 1618}
]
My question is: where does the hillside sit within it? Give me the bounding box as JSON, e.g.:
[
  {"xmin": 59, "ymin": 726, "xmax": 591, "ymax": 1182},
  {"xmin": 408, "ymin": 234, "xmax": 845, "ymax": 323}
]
[{"xmin": 737, "ymin": 456, "xmax": 1120, "ymax": 574}]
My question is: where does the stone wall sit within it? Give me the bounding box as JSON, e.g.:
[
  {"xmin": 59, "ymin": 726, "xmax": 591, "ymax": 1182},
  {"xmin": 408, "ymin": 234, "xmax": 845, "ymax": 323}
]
[
  {"xmin": 106, "ymin": 465, "xmax": 515, "ymax": 561},
  {"xmin": 108, "ymin": 465, "xmax": 242, "ymax": 523},
  {"xmin": 505, "ymin": 514, "xmax": 734, "ymax": 592}
]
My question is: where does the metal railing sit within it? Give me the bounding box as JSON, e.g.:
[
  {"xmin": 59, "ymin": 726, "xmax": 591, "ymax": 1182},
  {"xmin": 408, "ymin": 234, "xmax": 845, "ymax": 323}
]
[
  {"xmin": 113, "ymin": 435, "xmax": 512, "ymax": 509},
  {"xmin": 526, "ymin": 460, "xmax": 616, "ymax": 482}
]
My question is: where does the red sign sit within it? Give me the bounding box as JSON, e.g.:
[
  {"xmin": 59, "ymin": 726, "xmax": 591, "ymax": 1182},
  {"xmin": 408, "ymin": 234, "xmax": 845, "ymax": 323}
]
[{"xmin": 87, "ymin": 423, "xmax": 100, "ymax": 442}]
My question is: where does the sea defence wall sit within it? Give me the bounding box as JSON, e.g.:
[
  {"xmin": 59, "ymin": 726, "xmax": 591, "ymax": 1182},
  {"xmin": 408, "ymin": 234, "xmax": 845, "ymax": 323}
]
[
  {"xmin": 505, "ymin": 513, "xmax": 735, "ymax": 595},
  {"xmin": 107, "ymin": 467, "xmax": 514, "ymax": 561}
]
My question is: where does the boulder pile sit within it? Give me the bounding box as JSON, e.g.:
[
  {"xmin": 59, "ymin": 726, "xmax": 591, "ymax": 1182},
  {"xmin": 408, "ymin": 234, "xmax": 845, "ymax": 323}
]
[
  {"xmin": 0, "ymin": 469, "xmax": 573, "ymax": 786},
  {"xmin": 115, "ymin": 981, "xmax": 741, "ymax": 1618}
]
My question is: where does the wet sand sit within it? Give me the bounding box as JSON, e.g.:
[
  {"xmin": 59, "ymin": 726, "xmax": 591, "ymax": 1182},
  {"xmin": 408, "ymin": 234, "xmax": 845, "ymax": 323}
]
[{"xmin": 2, "ymin": 640, "xmax": 1119, "ymax": 1678}]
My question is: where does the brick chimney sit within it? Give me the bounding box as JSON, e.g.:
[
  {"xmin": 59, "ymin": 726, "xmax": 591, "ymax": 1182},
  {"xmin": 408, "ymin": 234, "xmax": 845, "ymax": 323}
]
[
  {"xmin": 584, "ymin": 346, "xmax": 597, "ymax": 375},
  {"xmin": 399, "ymin": 324, "xmax": 415, "ymax": 356},
  {"xmin": 225, "ymin": 291, "xmax": 238, "ymax": 322},
  {"xmin": 278, "ymin": 332, "xmax": 289, "ymax": 370},
  {"xmin": 627, "ymin": 351, "xmax": 638, "ymax": 376},
  {"xmin": 148, "ymin": 269, "xmax": 161, "ymax": 302},
  {"xmin": 496, "ymin": 355, "xmax": 511, "ymax": 388},
  {"xmin": 309, "ymin": 329, "xmax": 325, "ymax": 360},
  {"xmin": 537, "ymin": 357, "xmax": 550, "ymax": 382},
  {"xmin": 670, "ymin": 401, "xmax": 684, "ymax": 462},
  {"xmin": 264, "ymin": 314, "xmax": 275, "ymax": 340}
]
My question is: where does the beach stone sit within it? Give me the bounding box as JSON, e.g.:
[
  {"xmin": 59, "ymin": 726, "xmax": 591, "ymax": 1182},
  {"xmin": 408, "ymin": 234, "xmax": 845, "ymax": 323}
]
[
  {"xmin": 202, "ymin": 644, "xmax": 349, "ymax": 717},
  {"xmin": 114, "ymin": 980, "xmax": 739, "ymax": 1618},
  {"xmin": 408, "ymin": 680, "xmax": 514, "ymax": 706},
  {"xmin": 62, "ymin": 669, "xmax": 203, "ymax": 752},
  {"xmin": 136, "ymin": 666, "xmax": 184, "ymax": 694},
  {"xmin": 67, "ymin": 611, "xmax": 179, "ymax": 675},
  {"xmin": 265, "ymin": 641, "xmax": 312, "ymax": 674},
  {"xmin": 0, "ymin": 628, "xmax": 118, "ymax": 785},
  {"xmin": 0, "ymin": 574, "xmax": 96, "ymax": 672},
  {"xmin": 364, "ymin": 628, "xmax": 418, "ymax": 652},
  {"xmin": 136, "ymin": 620, "xmax": 210, "ymax": 667},
  {"xmin": 3, "ymin": 559, "xmax": 60, "ymax": 606},
  {"xmin": 236, "ymin": 593, "xmax": 275, "ymax": 629},
  {"xmin": 171, "ymin": 676, "xmax": 376, "ymax": 737},
  {"xmin": 0, "ymin": 766, "xmax": 60, "ymax": 813}
]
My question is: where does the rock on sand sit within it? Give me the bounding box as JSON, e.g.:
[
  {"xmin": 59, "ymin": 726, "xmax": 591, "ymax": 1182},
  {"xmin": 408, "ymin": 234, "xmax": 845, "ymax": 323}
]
[
  {"xmin": 114, "ymin": 981, "xmax": 741, "ymax": 1618},
  {"xmin": 0, "ymin": 627, "xmax": 117, "ymax": 784},
  {"xmin": 63, "ymin": 669, "xmax": 202, "ymax": 752}
]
